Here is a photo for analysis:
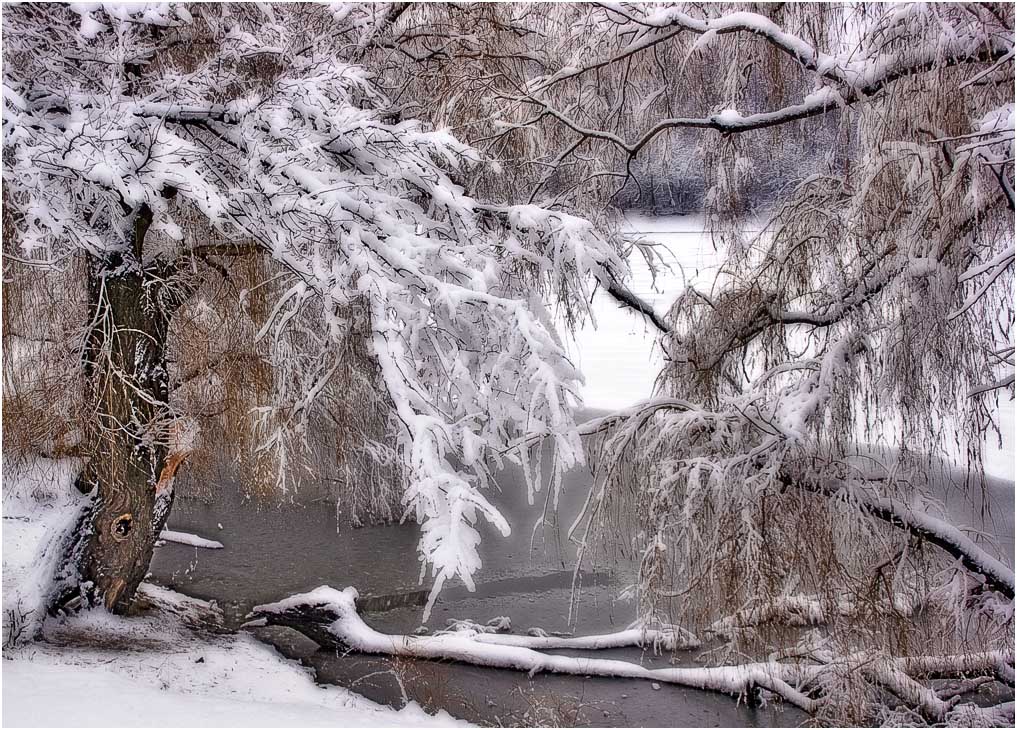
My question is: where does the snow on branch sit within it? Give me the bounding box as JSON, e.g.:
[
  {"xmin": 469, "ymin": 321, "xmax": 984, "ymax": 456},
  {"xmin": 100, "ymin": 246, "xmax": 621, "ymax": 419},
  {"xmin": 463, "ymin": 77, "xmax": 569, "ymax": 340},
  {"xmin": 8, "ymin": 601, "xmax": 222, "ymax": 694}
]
[
  {"xmin": 250, "ymin": 586, "xmax": 818, "ymax": 710},
  {"xmin": 785, "ymin": 472, "xmax": 1015, "ymax": 600},
  {"xmin": 504, "ymin": 3, "xmax": 1013, "ymax": 158},
  {"xmin": 593, "ymin": 3, "xmax": 847, "ymax": 84},
  {"xmin": 443, "ymin": 622, "xmax": 701, "ymax": 652}
]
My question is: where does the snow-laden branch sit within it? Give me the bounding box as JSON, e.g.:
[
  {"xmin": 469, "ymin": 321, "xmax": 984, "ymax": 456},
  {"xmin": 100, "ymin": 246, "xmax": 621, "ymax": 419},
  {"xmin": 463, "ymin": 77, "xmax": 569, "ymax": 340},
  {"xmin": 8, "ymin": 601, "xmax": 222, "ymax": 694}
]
[
  {"xmin": 705, "ymin": 594, "xmax": 914, "ymax": 641},
  {"xmin": 784, "ymin": 472, "xmax": 1016, "ymax": 600},
  {"xmin": 505, "ymin": 3, "xmax": 1013, "ymax": 157},
  {"xmin": 518, "ymin": 45, "xmax": 1013, "ymax": 157},
  {"xmin": 565, "ymin": 383, "xmax": 1015, "ymax": 600},
  {"xmin": 2, "ymin": 3, "xmax": 633, "ymax": 615},
  {"xmin": 507, "ymin": 396, "xmax": 701, "ymax": 453},
  {"xmin": 664, "ymin": 184, "xmax": 1005, "ymax": 376},
  {"xmin": 525, "ymin": 2, "xmax": 851, "ymax": 100}
]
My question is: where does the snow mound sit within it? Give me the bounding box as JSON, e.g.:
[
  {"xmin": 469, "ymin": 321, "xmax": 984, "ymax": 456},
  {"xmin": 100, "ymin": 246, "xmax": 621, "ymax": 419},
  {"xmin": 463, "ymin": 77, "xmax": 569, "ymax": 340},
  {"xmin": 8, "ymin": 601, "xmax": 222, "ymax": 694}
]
[
  {"xmin": 2, "ymin": 457, "xmax": 87, "ymax": 644},
  {"xmin": 3, "ymin": 588, "xmax": 465, "ymax": 728}
]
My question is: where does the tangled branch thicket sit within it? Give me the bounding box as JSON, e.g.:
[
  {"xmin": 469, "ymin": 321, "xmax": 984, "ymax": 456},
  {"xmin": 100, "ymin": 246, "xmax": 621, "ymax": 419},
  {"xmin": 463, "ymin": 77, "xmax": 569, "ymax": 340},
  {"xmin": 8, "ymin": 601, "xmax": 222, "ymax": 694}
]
[
  {"xmin": 2, "ymin": 6, "xmax": 405, "ymax": 523},
  {"xmin": 510, "ymin": 4, "xmax": 1015, "ymax": 725},
  {"xmin": 4, "ymin": 1, "xmax": 633, "ymax": 612},
  {"xmin": 367, "ymin": 1, "xmax": 1013, "ymax": 723}
]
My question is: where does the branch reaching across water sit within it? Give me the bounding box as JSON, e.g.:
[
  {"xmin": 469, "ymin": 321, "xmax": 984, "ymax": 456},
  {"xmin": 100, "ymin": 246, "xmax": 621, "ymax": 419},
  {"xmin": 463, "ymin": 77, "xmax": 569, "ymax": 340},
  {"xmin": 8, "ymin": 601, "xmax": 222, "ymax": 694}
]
[{"xmin": 249, "ymin": 586, "xmax": 1016, "ymax": 723}]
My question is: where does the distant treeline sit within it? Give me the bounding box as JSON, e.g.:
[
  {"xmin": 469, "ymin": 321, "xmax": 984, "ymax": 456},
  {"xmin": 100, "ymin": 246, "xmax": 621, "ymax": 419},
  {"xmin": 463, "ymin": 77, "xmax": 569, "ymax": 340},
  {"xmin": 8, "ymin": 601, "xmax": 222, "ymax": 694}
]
[{"xmin": 612, "ymin": 115, "xmax": 849, "ymax": 215}]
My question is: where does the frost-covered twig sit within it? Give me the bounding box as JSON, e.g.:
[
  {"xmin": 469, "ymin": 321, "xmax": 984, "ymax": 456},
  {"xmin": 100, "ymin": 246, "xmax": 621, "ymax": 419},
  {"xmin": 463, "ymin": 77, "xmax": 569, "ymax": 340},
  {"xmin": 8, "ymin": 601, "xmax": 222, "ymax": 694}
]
[{"xmin": 705, "ymin": 595, "xmax": 913, "ymax": 642}]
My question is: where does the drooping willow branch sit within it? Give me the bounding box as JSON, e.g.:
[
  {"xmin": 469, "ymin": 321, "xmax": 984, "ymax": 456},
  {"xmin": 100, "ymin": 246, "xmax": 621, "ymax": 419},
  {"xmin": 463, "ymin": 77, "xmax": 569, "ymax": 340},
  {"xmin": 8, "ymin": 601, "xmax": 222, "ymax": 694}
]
[
  {"xmin": 496, "ymin": 7, "xmax": 1013, "ymax": 159},
  {"xmin": 781, "ymin": 470, "xmax": 1015, "ymax": 600}
]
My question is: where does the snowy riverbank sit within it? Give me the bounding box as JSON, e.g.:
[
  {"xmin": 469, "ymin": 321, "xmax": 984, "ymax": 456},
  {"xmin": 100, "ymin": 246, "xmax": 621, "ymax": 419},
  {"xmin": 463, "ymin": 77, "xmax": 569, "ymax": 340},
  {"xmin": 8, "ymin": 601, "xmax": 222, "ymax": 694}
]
[
  {"xmin": 3, "ymin": 213, "xmax": 1012, "ymax": 727},
  {"xmin": 3, "ymin": 605, "xmax": 464, "ymax": 728},
  {"xmin": 1, "ymin": 458, "xmax": 465, "ymax": 728}
]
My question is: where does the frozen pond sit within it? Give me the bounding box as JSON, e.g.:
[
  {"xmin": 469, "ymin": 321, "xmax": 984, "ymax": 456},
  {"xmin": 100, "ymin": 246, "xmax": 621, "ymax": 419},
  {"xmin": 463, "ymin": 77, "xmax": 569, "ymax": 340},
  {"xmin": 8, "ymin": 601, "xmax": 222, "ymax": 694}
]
[
  {"xmin": 149, "ymin": 221, "xmax": 806, "ymax": 727},
  {"xmin": 152, "ymin": 449, "xmax": 807, "ymax": 727}
]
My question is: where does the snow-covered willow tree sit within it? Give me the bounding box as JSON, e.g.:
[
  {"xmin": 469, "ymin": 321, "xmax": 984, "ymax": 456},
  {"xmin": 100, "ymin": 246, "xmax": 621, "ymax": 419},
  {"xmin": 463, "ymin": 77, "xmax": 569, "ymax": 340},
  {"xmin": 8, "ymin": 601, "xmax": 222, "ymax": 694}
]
[
  {"xmin": 1, "ymin": 2, "xmax": 629, "ymax": 616},
  {"xmin": 155, "ymin": 4, "xmax": 1012, "ymax": 723},
  {"xmin": 4, "ymin": 2, "xmax": 1014, "ymax": 723},
  {"xmin": 470, "ymin": 2, "xmax": 1012, "ymax": 724}
]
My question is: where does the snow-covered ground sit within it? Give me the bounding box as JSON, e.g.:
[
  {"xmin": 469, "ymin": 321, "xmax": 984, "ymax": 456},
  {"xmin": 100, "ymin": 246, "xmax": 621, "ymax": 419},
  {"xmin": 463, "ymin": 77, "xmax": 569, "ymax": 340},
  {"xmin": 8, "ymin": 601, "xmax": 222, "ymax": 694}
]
[
  {"xmin": 3, "ymin": 609, "xmax": 464, "ymax": 728},
  {"xmin": 565, "ymin": 214, "xmax": 1016, "ymax": 482},
  {"xmin": 1, "ymin": 459, "xmax": 466, "ymax": 728}
]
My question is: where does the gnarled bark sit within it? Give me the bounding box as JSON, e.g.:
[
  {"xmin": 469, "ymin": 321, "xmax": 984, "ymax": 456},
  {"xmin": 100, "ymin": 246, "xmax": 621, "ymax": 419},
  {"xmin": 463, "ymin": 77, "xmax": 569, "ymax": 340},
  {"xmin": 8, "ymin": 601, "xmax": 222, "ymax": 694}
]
[{"xmin": 61, "ymin": 205, "xmax": 191, "ymax": 613}]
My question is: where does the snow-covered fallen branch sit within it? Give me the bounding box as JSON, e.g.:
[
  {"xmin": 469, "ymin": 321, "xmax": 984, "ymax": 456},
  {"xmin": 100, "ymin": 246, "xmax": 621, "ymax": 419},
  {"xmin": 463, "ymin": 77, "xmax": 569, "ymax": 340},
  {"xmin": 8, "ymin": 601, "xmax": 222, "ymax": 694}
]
[
  {"xmin": 468, "ymin": 626, "xmax": 700, "ymax": 652},
  {"xmin": 248, "ymin": 586, "xmax": 1015, "ymax": 722},
  {"xmin": 249, "ymin": 586, "xmax": 817, "ymax": 711},
  {"xmin": 158, "ymin": 530, "xmax": 224, "ymax": 550},
  {"xmin": 442, "ymin": 621, "xmax": 700, "ymax": 651}
]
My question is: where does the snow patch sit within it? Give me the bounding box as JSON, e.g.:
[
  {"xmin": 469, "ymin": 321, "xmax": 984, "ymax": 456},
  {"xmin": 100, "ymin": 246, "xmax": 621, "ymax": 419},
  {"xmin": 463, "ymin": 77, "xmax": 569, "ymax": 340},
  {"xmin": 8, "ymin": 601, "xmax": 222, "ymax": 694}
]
[
  {"xmin": 158, "ymin": 529, "xmax": 224, "ymax": 549},
  {"xmin": 2, "ymin": 457, "xmax": 87, "ymax": 644}
]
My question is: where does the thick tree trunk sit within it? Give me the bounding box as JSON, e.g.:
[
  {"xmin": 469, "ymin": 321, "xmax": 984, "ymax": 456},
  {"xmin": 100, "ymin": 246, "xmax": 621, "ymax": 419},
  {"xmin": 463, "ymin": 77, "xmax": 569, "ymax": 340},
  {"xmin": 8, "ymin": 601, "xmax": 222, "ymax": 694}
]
[{"xmin": 64, "ymin": 205, "xmax": 187, "ymax": 613}]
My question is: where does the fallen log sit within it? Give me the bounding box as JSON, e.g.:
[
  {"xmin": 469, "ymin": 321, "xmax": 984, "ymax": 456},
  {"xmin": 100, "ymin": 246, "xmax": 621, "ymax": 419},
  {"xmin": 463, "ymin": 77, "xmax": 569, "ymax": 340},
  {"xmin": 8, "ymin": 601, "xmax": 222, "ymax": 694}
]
[
  {"xmin": 245, "ymin": 585, "xmax": 1015, "ymax": 722},
  {"xmin": 245, "ymin": 586, "xmax": 818, "ymax": 710}
]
